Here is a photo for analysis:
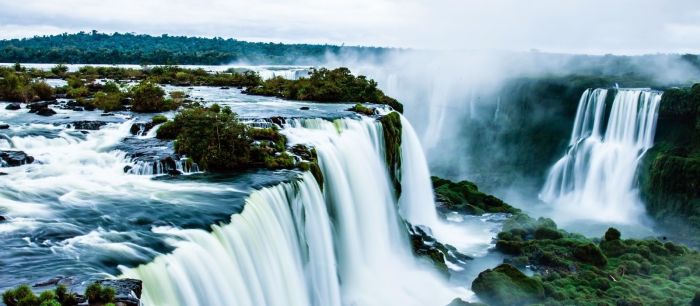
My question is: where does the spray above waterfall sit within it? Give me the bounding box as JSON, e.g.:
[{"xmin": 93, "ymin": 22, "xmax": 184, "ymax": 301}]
[{"xmin": 540, "ymin": 88, "xmax": 662, "ymax": 224}]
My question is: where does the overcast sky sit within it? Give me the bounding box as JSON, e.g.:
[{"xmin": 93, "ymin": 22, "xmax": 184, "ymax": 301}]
[{"xmin": 1, "ymin": 0, "xmax": 699, "ymax": 54}]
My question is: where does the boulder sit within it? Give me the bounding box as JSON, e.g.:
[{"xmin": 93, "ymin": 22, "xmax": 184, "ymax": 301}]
[
  {"xmin": 70, "ymin": 121, "xmax": 107, "ymax": 131},
  {"xmin": 299, "ymin": 106, "xmax": 310, "ymax": 110},
  {"xmin": 0, "ymin": 124, "xmax": 9, "ymax": 129},
  {"xmin": 5, "ymin": 103, "xmax": 21, "ymax": 110},
  {"xmin": 472, "ymin": 264, "xmax": 544, "ymax": 306},
  {"xmin": 36, "ymin": 108, "xmax": 57, "ymax": 116},
  {"xmin": 0, "ymin": 151, "xmax": 35, "ymax": 167},
  {"xmin": 28, "ymin": 101, "xmax": 58, "ymax": 116},
  {"xmin": 0, "ymin": 215, "xmax": 6, "ymax": 222}
]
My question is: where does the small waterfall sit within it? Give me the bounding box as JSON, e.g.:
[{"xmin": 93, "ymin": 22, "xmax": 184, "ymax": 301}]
[
  {"xmin": 126, "ymin": 158, "xmax": 200, "ymax": 176},
  {"xmin": 123, "ymin": 117, "xmax": 465, "ymax": 306},
  {"xmin": 539, "ymin": 88, "xmax": 662, "ymax": 223}
]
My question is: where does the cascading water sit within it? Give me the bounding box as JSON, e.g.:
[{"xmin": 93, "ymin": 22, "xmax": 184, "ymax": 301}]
[
  {"xmin": 398, "ymin": 115, "xmax": 494, "ymax": 256},
  {"xmin": 122, "ymin": 117, "xmax": 468, "ymax": 306},
  {"xmin": 539, "ymin": 88, "xmax": 662, "ymax": 223}
]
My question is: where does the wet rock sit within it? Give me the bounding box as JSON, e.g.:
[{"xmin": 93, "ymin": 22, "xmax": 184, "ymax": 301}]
[
  {"xmin": 28, "ymin": 101, "xmax": 58, "ymax": 116},
  {"xmin": 84, "ymin": 104, "xmax": 96, "ymax": 111},
  {"xmin": 70, "ymin": 121, "xmax": 107, "ymax": 131},
  {"xmin": 410, "ymin": 225, "xmax": 472, "ymax": 276},
  {"xmin": 96, "ymin": 279, "xmax": 142, "ymax": 306},
  {"xmin": 269, "ymin": 116, "xmax": 286, "ymax": 126},
  {"xmin": 299, "ymin": 106, "xmax": 310, "ymax": 110},
  {"xmin": 167, "ymin": 169, "xmax": 182, "ymax": 176},
  {"xmin": 0, "ymin": 150, "xmax": 35, "ymax": 167},
  {"xmin": 101, "ymin": 113, "xmax": 114, "ymax": 116},
  {"xmin": 220, "ymin": 86, "xmax": 230, "ymax": 89},
  {"xmin": 5, "ymin": 103, "xmax": 21, "ymax": 110},
  {"xmin": 0, "ymin": 124, "xmax": 9, "ymax": 129},
  {"xmin": 0, "ymin": 172, "xmax": 7, "ymax": 176},
  {"xmin": 33, "ymin": 276, "xmax": 66, "ymax": 287},
  {"xmin": 0, "ymin": 215, "xmax": 6, "ymax": 222},
  {"xmin": 123, "ymin": 165, "xmax": 133, "ymax": 173},
  {"xmin": 36, "ymin": 108, "xmax": 57, "ymax": 116},
  {"xmin": 130, "ymin": 122, "xmax": 158, "ymax": 136}
]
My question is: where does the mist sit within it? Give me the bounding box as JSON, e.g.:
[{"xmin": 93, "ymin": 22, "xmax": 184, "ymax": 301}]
[{"xmin": 319, "ymin": 49, "xmax": 700, "ymax": 235}]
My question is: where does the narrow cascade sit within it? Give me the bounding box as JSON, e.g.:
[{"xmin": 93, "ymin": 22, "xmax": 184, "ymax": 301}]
[
  {"xmin": 123, "ymin": 117, "xmax": 465, "ymax": 306},
  {"xmin": 397, "ymin": 115, "xmax": 494, "ymax": 255},
  {"xmin": 539, "ymin": 88, "xmax": 662, "ymax": 223}
]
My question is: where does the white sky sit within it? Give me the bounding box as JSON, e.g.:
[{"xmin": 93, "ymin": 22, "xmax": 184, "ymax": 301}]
[{"xmin": 1, "ymin": 0, "xmax": 699, "ymax": 54}]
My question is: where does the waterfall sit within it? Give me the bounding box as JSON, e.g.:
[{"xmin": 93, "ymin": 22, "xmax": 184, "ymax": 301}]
[
  {"xmin": 122, "ymin": 117, "xmax": 466, "ymax": 306},
  {"xmin": 539, "ymin": 88, "xmax": 662, "ymax": 224}
]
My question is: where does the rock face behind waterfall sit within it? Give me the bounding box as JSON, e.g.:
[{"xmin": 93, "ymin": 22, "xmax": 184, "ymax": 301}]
[
  {"xmin": 0, "ymin": 150, "xmax": 35, "ymax": 167},
  {"xmin": 639, "ymin": 83, "xmax": 700, "ymax": 247}
]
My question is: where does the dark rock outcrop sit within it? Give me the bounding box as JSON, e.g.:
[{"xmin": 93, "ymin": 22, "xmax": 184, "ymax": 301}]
[
  {"xmin": 0, "ymin": 150, "xmax": 35, "ymax": 167},
  {"xmin": 70, "ymin": 121, "xmax": 107, "ymax": 131},
  {"xmin": 0, "ymin": 216, "xmax": 6, "ymax": 222},
  {"xmin": 0, "ymin": 124, "xmax": 9, "ymax": 129},
  {"xmin": 5, "ymin": 103, "xmax": 21, "ymax": 110},
  {"xmin": 130, "ymin": 122, "xmax": 158, "ymax": 136},
  {"xmin": 28, "ymin": 101, "xmax": 58, "ymax": 116},
  {"xmin": 409, "ymin": 225, "xmax": 472, "ymax": 276}
]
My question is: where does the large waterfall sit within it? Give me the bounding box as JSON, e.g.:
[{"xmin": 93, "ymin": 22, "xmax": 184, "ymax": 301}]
[
  {"xmin": 539, "ymin": 88, "xmax": 662, "ymax": 223},
  {"xmin": 122, "ymin": 117, "xmax": 466, "ymax": 306}
]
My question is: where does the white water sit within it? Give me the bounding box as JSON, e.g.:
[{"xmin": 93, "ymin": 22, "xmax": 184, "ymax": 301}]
[
  {"xmin": 398, "ymin": 115, "xmax": 495, "ymax": 256},
  {"xmin": 123, "ymin": 117, "xmax": 468, "ymax": 306},
  {"xmin": 540, "ymin": 88, "xmax": 662, "ymax": 224}
]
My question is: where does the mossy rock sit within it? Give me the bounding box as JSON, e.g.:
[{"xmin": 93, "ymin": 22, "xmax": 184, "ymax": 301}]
[
  {"xmin": 431, "ymin": 176, "xmax": 519, "ymax": 215},
  {"xmin": 573, "ymin": 243, "xmax": 607, "ymax": 267},
  {"xmin": 379, "ymin": 112, "xmax": 402, "ymax": 195},
  {"xmin": 472, "ymin": 264, "xmax": 545, "ymax": 306}
]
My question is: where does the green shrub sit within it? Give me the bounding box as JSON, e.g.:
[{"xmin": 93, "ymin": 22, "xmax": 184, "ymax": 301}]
[
  {"xmin": 171, "ymin": 107, "xmax": 250, "ymax": 171},
  {"xmin": 30, "ymin": 81, "xmax": 54, "ymax": 100},
  {"xmin": 151, "ymin": 114, "xmax": 168, "ymax": 124},
  {"xmin": 129, "ymin": 81, "xmax": 173, "ymax": 112},
  {"xmin": 85, "ymin": 282, "xmax": 115, "ymax": 304},
  {"xmin": 156, "ymin": 120, "xmax": 179, "ymax": 140},
  {"xmin": 92, "ymin": 91, "xmax": 122, "ymax": 111}
]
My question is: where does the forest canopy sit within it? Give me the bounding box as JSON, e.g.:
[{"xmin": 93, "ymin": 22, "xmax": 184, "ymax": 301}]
[{"xmin": 0, "ymin": 31, "xmax": 391, "ymax": 65}]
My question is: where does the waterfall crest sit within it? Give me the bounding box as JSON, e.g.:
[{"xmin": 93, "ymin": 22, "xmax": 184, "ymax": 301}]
[
  {"xmin": 122, "ymin": 117, "xmax": 465, "ymax": 306},
  {"xmin": 540, "ymin": 88, "xmax": 662, "ymax": 223}
]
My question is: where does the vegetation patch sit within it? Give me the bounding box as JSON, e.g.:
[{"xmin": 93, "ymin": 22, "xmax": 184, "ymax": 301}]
[
  {"xmin": 246, "ymin": 68, "xmax": 403, "ymax": 112},
  {"xmin": 2, "ymin": 282, "xmax": 113, "ymax": 306},
  {"xmin": 379, "ymin": 111, "xmax": 402, "ymax": 195},
  {"xmin": 431, "ymin": 176, "xmax": 520, "ymax": 215},
  {"xmin": 481, "ymin": 213, "xmax": 700, "ymax": 306},
  {"xmin": 639, "ymin": 83, "xmax": 700, "ymax": 247}
]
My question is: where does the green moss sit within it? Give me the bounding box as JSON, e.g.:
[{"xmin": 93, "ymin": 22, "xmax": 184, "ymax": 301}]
[
  {"xmin": 485, "ymin": 213, "xmax": 700, "ymax": 306},
  {"xmin": 472, "ymin": 264, "xmax": 545, "ymax": 306},
  {"xmin": 431, "ymin": 176, "xmax": 520, "ymax": 215},
  {"xmin": 379, "ymin": 112, "xmax": 402, "ymax": 195},
  {"xmin": 638, "ymin": 83, "xmax": 700, "ymax": 247}
]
